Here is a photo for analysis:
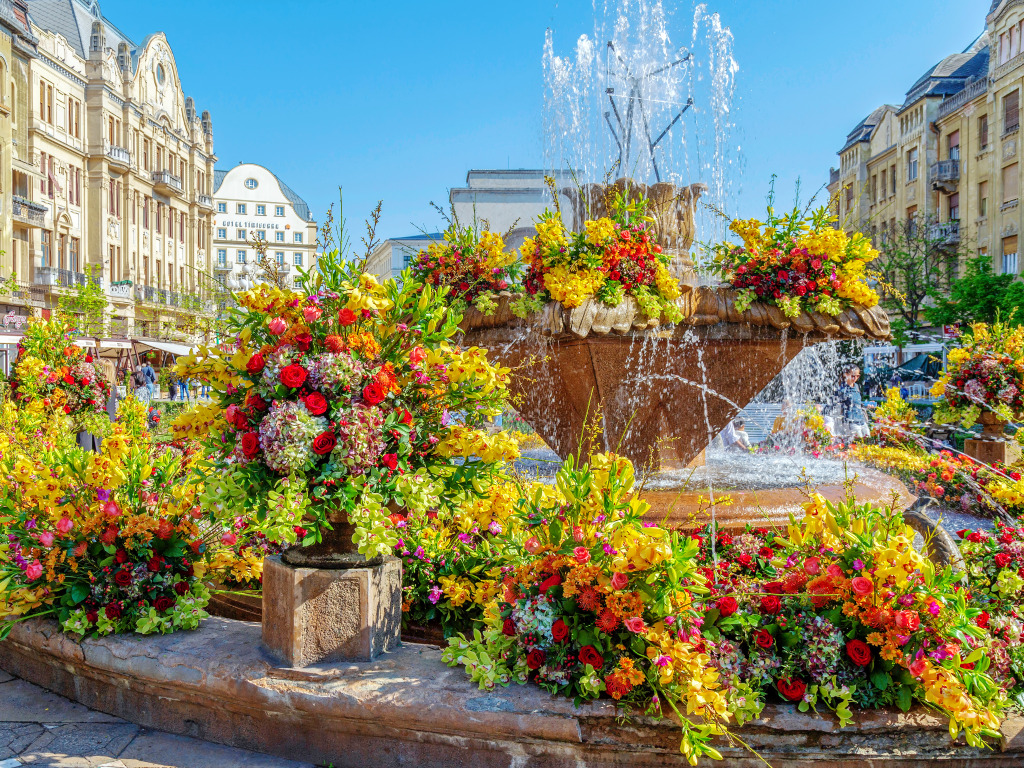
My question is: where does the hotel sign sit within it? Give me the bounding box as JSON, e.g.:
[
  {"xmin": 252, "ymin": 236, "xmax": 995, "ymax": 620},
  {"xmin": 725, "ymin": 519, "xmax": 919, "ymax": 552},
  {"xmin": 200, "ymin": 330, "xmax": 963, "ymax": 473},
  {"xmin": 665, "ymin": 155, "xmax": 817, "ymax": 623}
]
[{"xmin": 217, "ymin": 220, "xmax": 283, "ymax": 230}]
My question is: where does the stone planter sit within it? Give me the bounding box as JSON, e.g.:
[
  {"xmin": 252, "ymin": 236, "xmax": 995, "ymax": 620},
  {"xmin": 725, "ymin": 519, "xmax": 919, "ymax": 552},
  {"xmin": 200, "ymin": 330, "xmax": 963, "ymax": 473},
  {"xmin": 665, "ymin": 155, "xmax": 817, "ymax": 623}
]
[
  {"xmin": 979, "ymin": 411, "xmax": 1008, "ymax": 438},
  {"xmin": 280, "ymin": 503, "xmax": 384, "ymax": 570},
  {"xmin": 965, "ymin": 412, "xmax": 1021, "ymax": 465}
]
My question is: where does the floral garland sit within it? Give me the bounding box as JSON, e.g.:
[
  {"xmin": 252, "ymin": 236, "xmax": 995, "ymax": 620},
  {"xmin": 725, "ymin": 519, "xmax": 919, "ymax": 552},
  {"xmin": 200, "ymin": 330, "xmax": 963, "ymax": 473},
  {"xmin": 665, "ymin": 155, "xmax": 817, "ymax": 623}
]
[{"xmin": 707, "ymin": 203, "xmax": 879, "ymax": 318}]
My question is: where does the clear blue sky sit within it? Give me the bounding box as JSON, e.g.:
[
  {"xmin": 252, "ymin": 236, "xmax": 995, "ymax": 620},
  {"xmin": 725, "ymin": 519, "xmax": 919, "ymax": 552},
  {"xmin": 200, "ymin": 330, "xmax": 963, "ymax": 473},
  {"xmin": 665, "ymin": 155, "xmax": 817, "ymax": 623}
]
[{"xmin": 100, "ymin": 0, "xmax": 988, "ymax": 248}]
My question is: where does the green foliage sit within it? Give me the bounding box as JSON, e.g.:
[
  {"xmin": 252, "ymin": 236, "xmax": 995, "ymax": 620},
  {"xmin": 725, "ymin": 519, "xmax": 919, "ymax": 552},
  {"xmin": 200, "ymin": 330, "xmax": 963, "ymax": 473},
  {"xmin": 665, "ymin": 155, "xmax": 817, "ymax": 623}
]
[
  {"xmin": 58, "ymin": 265, "xmax": 107, "ymax": 337},
  {"xmin": 926, "ymin": 255, "xmax": 1024, "ymax": 328}
]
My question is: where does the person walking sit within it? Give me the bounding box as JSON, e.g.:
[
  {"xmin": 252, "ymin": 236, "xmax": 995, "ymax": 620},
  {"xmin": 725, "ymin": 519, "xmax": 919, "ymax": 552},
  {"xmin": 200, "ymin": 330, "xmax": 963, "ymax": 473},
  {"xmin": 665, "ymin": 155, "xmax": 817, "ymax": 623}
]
[
  {"xmin": 132, "ymin": 365, "xmax": 150, "ymax": 405},
  {"xmin": 835, "ymin": 365, "xmax": 870, "ymax": 440},
  {"xmin": 180, "ymin": 376, "xmax": 191, "ymax": 403},
  {"xmin": 167, "ymin": 370, "xmax": 179, "ymax": 401},
  {"xmin": 142, "ymin": 359, "xmax": 157, "ymax": 399}
]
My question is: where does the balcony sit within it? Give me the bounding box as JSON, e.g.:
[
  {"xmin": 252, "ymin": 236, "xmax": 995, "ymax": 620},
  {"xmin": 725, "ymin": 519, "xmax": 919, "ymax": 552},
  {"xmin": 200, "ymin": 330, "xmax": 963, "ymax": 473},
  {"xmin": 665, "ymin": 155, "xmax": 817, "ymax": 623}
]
[
  {"xmin": 12, "ymin": 196, "xmax": 47, "ymax": 228},
  {"xmin": 135, "ymin": 285, "xmax": 158, "ymax": 304},
  {"xmin": 106, "ymin": 145, "xmax": 131, "ymax": 173},
  {"xmin": 275, "ymin": 261, "xmax": 292, "ymax": 274},
  {"xmin": 152, "ymin": 170, "xmax": 184, "ymax": 196},
  {"xmin": 108, "ymin": 281, "xmax": 133, "ymax": 302},
  {"xmin": 34, "ymin": 266, "xmax": 88, "ymax": 289},
  {"xmin": 214, "ymin": 261, "xmax": 232, "ymax": 272},
  {"xmin": 928, "ymin": 220, "xmax": 961, "ymax": 245},
  {"xmin": 929, "ymin": 159, "xmax": 959, "ymax": 192},
  {"xmin": 196, "ymin": 194, "xmax": 214, "ymax": 210}
]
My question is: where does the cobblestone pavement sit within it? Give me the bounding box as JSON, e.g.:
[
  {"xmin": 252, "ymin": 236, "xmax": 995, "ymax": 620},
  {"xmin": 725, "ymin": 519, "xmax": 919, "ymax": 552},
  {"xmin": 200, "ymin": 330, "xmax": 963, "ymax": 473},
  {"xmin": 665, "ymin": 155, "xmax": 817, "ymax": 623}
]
[{"xmin": 0, "ymin": 670, "xmax": 314, "ymax": 768}]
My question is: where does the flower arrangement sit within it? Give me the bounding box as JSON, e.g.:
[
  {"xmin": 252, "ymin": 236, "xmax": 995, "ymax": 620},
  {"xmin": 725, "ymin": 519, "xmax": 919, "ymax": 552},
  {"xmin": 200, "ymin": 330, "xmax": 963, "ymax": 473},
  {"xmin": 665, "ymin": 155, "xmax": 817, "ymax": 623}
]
[
  {"xmin": 698, "ymin": 494, "xmax": 1006, "ymax": 746},
  {"xmin": 173, "ymin": 256, "xmax": 516, "ymax": 558},
  {"xmin": 870, "ymin": 387, "xmax": 921, "ymax": 446},
  {"xmin": 956, "ymin": 523, "xmax": 1024, "ymax": 705},
  {"xmin": 443, "ymin": 454, "xmax": 736, "ymax": 765},
  {"xmin": 707, "ymin": 202, "xmax": 879, "ymax": 318},
  {"xmin": 409, "ymin": 226, "xmax": 520, "ymax": 315},
  {"xmin": 517, "ymin": 194, "xmax": 683, "ymax": 322},
  {"xmin": 932, "ymin": 320, "xmax": 1024, "ymax": 429},
  {"xmin": 0, "ymin": 406, "xmax": 212, "ymax": 639},
  {"xmin": 8, "ymin": 314, "xmax": 111, "ymax": 437}
]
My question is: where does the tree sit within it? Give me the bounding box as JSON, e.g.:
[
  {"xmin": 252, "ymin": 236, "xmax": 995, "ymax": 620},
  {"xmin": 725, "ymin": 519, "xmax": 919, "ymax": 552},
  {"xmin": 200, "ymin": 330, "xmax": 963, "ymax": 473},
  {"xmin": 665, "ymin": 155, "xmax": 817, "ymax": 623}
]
[
  {"xmin": 926, "ymin": 254, "xmax": 1024, "ymax": 327},
  {"xmin": 870, "ymin": 215, "xmax": 964, "ymax": 338}
]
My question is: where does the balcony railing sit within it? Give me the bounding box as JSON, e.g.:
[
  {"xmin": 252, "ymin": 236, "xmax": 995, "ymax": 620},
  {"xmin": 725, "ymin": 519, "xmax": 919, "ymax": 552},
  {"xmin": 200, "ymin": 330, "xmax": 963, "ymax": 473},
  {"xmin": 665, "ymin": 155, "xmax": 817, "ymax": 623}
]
[
  {"xmin": 928, "ymin": 221, "xmax": 961, "ymax": 245},
  {"xmin": 938, "ymin": 78, "xmax": 988, "ymax": 118},
  {"xmin": 106, "ymin": 145, "xmax": 130, "ymax": 168},
  {"xmin": 929, "ymin": 159, "xmax": 959, "ymax": 185},
  {"xmin": 12, "ymin": 196, "xmax": 47, "ymax": 227},
  {"xmin": 152, "ymin": 170, "xmax": 184, "ymax": 195},
  {"xmin": 34, "ymin": 266, "xmax": 88, "ymax": 289},
  {"xmin": 108, "ymin": 282, "xmax": 133, "ymax": 300},
  {"xmin": 196, "ymin": 193, "xmax": 213, "ymax": 209},
  {"xmin": 214, "ymin": 261, "xmax": 231, "ymax": 272}
]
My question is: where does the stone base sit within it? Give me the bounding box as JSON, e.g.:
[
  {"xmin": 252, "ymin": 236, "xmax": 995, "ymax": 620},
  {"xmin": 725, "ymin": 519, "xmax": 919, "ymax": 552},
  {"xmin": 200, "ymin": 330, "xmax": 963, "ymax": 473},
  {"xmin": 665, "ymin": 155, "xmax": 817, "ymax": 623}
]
[
  {"xmin": 964, "ymin": 438, "xmax": 1021, "ymax": 467},
  {"xmin": 261, "ymin": 555, "xmax": 401, "ymax": 666}
]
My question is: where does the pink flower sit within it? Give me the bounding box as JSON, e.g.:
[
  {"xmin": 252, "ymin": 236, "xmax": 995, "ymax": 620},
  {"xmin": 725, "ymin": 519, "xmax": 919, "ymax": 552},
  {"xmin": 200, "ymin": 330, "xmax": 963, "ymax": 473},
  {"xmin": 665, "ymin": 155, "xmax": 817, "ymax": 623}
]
[
  {"xmin": 220, "ymin": 532, "xmax": 238, "ymax": 546},
  {"xmin": 610, "ymin": 572, "xmax": 629, "ymax": 591},
  {"xmin": 624, "ymin": 617, "xmax": 647, "ymax": 634},
  {"xmin": 803, "ymin": 556, "xmax": 820, "ymax": 575},
  {"xmin": 573, "ymin": 546, "xmax": 591, "ymax": 564},
  {"xmin": 37, "ymin": 532, "xmax": 54, "ymax": 548},
  {"xmin": 56, "ymin": 517, "xmax": 73, "ymax": 535},
  {"xmin": 25, "ymin": 560, "xmax": 43, "ymax": 580},
  {"xmin": 103, "ymin": 500, "xmax": 121, "ymax": 519},
  {"xmin": 267, "ymin": 317, "xmax": 287, "ymax": 335},
  {"xmin": 851, "ymin": 576, "xmax": 873, "ymax": 597},
  {"xmin": 302, "ymin": 305, "xmax": 322, "ymax": 323},
  {"xmin": 524, "ymin": 537, "xmax": 541, "ymax": 554}
]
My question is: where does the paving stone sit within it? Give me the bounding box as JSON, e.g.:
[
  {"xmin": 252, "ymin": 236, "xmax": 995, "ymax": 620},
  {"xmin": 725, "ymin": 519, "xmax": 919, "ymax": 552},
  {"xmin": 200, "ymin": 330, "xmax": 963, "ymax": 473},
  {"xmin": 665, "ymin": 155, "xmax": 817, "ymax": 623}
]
[
  {"xmin": 119, "ymin": 730, "xmax": 314, "ymax": 768},
  {"xmin": 0, "ymin": 758, "xmax": 23, "ymax": 768},
  {"xmin": 0, "ymin": 682, "xmax": 124, "ymax": 724},
  {"xmin": 0, "ymin": 723, "xmax": 44, "ymax": 759},
  {"xmin": 0, "ymin": 672, "xmax": 14, "ymax": 684},
  {"xmin": 18, "ymin": 723, "xmax": 139, "ymax": 766}
]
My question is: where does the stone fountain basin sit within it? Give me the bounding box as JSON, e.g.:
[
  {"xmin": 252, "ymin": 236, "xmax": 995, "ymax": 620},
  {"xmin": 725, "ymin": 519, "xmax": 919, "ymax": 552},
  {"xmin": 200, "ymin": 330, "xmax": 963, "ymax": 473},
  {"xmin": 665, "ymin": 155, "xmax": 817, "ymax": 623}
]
[{"xmin": 1, "ymin": 618, "xmax": 1021, "ymax": 767}]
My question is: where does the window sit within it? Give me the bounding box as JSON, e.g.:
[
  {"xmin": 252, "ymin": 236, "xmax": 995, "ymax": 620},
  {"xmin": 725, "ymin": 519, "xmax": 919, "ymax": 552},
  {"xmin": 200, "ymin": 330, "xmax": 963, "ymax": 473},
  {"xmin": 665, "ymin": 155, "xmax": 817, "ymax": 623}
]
[
  {"xmin": 67, "ymin": 97, "xmax": 80, "ymax": 138},
  {"xmin": 890, "ymin": 164, "xmax": 896, "ymax": 195},
  {"xmin": 1003, "ymin": 235, "xmax": 1019, "ymax": 275},
  {"xmin": 1004, "ymin": 162, "xmax": 1019, "ymax": 204},
  {"xmin": 906, "ymin": 205, "xmax": 918, "ymax": 237},
  {"xmin": 69, "ymin": 237, "xmax": 80, "ymax": 273},
  {"xmin": 217, "ymin": 202, "xmax": 227, "ymax": 213},
  {"xmin": 275, "ymin": 206, "xmax": 285, "ymax": 216},
  {"xmin": 41, "ymin": 231, "xmax": 51, "ymax": 266},
  {"xmin": 236, "ymin": 250, "xmax": 247, "ymax": 264},
  {"xmin": 1005, "ymin": 90, "xmax": 1020, "ymax": 134},
  {"xmin": 143, "ymin": 197, "xmax": 150, "ymax": 228},
  {"xmin": 948, "ymin": 192, "xmax": 959, "ymax": 221},
  {"xmin": 948, "ymin": 130, "xmax": 960, "ymax": 161},
  {"xmin": 980, "ymin": 114, "xmax": 990, "ymax": 150},
  {"xmin": 236, "ymin": 203, "xmax": 246, "ymax": 214},
  {"xmin": 256, "ymin": 204, "xmax": 266, "ymax": 216},
  {"xmin": 870, "ymin": 174, "xmax": 877, "ymax": 204},
  {"xmin": 880, "ymin": 169, "xmax": 887, "ymax": 200},
  {"xmin": 217, "ymin": 249, "xmax": 227, "ymax": 265},
  {"xmin": 143, "ymin": 140, "xmax": 150, "ymax": 171},
  {"xmin": 275, "ymin": 251, "xmax": 284, "ymax": 265},
  {"xmin": 254, "ymin": 230, "xmax": 266, "ymax": 241},
  {"xmin": 844, "ymin": 185, "xmax": 853, "ymax": 213},
  {"xmin": 245, "ymin": 178, "xmax": 258, "ymax": 190},
  {"xmin": 217, "ymin": 228, "xmax": 227, "ymax": 239},
  {"xmin": 293, "ymin": 252, "xmax": 303, "ymax": 266},
  {"xmin": 275, "ymin": 231, "xmax": 285, "ymax": 242},
  {"xmin": 38, "ymin": 79, "xmax": 53, "ymax": 124},
  {"xmin": 907, "ymin": 147, "xmax": 919, "ymax": 181},
  {"xmin": 293, "ymin": 232, "xmax": 303, "ymax": 244},
  {"xmin": 168, "ymin": 208, "xmax": 174, "ymax": 240},
  {"xmin": 236, "ymin": 228, "xmax": 247, "ymax": 240},
  {"xmin": 980, "ymin": 180, "xmax": 989, "ymax": 217}
]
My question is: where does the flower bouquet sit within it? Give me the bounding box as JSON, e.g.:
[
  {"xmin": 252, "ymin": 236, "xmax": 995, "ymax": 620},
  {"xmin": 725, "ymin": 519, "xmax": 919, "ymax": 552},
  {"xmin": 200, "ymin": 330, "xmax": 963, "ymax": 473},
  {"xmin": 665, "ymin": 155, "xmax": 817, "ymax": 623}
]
[
  {"xmin": 932, "ymin": 320, "xmax": 1024, "ymax": 431},
  {"xmin": 706, "ymin": 201, "xmax": 879, "ymax": 318},
  {"xmin": 409, "ymin": 226, "xmax": 520, "ymax": 315},
  {"xmin": 174, "ymin": 254, "xmax": 516, "ymax": 567},
  {"xmin": 870, "ymin": 387, "xmax": 922, "ymax": 447},
  {"xmin": 517, "ymin": 194, "xmax": 683, "ymax": 323},
  {"xmin": 8, "ymin": 314, "xmax": 111, "ymax": 437},
  {"xmin": 443, "ymin": 454, "xmax": 737, "ymax": 764}
]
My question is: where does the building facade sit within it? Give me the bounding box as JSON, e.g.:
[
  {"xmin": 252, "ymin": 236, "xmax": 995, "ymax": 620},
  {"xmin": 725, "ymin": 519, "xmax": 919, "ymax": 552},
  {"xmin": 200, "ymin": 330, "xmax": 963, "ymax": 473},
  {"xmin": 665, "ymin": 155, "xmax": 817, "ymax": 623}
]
[
  {"xmin": 829, "ymin": 1, "xmax": 1024, "ymax": 280},
  {"xmin": 366, "ymin": 232, "xmax": 441, "ymax": 282},
  {"xmin": 211, "ymin": 163, "xmax": 318, "ymax": 291},
  {"xmin": 0, "ymin": 0, "xmax": 217, "ymax": 342}
]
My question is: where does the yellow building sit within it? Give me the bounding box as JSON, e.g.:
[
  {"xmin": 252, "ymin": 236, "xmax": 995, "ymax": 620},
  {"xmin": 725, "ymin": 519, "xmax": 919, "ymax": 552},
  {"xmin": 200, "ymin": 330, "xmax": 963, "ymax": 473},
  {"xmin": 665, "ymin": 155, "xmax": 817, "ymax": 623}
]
[
  {"xmin": 829, "ymin": 1, "xmax": 1024, "ymax": 279},
  {"xmin": 0, "ymin": 0, "xmax": 217, "ymax": 343}
]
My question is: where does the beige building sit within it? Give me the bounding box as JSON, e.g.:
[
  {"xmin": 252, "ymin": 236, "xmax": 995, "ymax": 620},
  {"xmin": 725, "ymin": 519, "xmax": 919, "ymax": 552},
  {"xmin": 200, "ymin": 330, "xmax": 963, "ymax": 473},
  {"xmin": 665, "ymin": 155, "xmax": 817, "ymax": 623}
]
[
  {"xmin": 829, "ymin": 1, "xmax": 1024, "ymax": 279},
  {"xmin": 0, "ymin": 0, "xmax": 217, "ymax": 343}
]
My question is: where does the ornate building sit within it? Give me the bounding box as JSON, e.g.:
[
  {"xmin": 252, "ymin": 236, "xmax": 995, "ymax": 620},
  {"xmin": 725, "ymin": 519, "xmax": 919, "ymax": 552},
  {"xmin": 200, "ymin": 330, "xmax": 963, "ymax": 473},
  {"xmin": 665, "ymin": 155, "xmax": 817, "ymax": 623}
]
[
  {"xmin": 0, "ymin": 0, "xmax": 217, "ymax": 342},
  {"xmin": 211, "ymin": 163, "xmax": 318, "ymax": 291},
  {"xmin": 828, "ymin": 0, "xmax": 1024, "ymax": 279}
]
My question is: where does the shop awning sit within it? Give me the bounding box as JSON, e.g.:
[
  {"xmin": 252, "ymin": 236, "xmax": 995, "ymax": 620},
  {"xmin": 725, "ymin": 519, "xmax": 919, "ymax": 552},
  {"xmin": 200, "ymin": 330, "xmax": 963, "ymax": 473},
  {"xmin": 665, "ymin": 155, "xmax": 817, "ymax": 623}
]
[{"xmin": 135, "ymin": 339, "xmax": 196, "ymax": 357}]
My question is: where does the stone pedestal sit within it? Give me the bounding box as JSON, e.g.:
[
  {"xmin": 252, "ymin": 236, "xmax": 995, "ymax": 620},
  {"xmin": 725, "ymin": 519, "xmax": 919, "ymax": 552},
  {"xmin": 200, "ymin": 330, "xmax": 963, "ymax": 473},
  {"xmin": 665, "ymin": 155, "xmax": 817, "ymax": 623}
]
[
  {"xmin": 261, "ymin": 555, "xmax": 402, "ymax": 667},
  {"xmin": 964, "ymin": 438, "xmax": 1021, "ymax": 467}
]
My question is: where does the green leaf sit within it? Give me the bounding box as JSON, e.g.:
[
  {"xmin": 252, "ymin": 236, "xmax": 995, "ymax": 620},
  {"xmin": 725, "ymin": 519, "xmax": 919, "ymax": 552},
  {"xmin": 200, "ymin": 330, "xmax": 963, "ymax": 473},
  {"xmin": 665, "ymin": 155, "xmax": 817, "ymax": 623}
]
[
  {"xmin": 870, "ymin": 670, "xmax": 892, "ymax": 691},
  {"xmin": 895, "ymin": 685, "xmax": 913, "ymax": 712},
  {"xmin": 70, "ymin": 583, "xmax": 89, "ymax": 605}
]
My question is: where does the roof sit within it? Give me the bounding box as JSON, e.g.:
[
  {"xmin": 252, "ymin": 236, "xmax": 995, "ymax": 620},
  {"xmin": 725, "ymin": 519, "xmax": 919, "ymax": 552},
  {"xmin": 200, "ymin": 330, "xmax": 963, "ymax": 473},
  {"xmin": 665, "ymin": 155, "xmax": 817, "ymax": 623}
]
[
  {"xmin": 0, "ymin": 0, "xmax": 37, "ymax": 44},
  {"xmin": 840, "ymin": 105, "xmax": 896, "ymax": 153},
  {"xmin": 213, "ymin": 165, "xmax": 314, "ymax": 222},
  {"xmin": 901, "ymin": 34, "xmax": 989, "ymax": 109},
  {"xmin": 27, "ymin": 0, "xmax": 135, "ymax": 58},
  {"xmin": 391, "ymin": 232, "xmax": 443, "ymax": 242}
]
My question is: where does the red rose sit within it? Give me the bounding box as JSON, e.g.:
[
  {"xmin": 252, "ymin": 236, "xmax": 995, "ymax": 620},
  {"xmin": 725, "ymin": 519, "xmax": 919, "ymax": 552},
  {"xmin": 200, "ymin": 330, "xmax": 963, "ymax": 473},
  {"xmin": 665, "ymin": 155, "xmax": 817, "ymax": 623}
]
[
  {"xmin": 539, "ymin": 573, "xmax": 562, "ymax": 593},
  {"xmin": 174, "ymin": 581, "xmax": 189, "ymax": 596},
  {"xmin": 382, "ymin": 453, "xmax": 398, "ymax": 471},
  {"xmin": 526, "ymin": 649, "xmax": 546, "ymax": 670},
  {"xmin": 226, "ymin": 404, "xmax": 248, "ymax": 430},
  {"xmin": 241, "ymin": 432, "xmax": 260, "ymax": 459},
  {"xmin": 759, "ymin": 546, "xmax": 775, "ymax": 559},
  {"xmin": 754, "ymin": 628, "xmax": 774, "ymax": 649},
  {"xmin": 280, "ymin": 364, "xmax": 308, "ymax": 389},
  {"xmin": 339, "ymin": 308, "xmax": 357, "ymax": 326},
  {"xmin": 400, "ymin": 409, "xmax": 414, "ymax": 425},
  {"xmin": 114, "ymin": 549, "xmax": 127, "ymax": 564},
  {"xmin": 114, "ymin": 570, "xmax": 132, "ymax": 587},
  {"xmin": 995, "ymin": 552, "xmax": 1012, "ymax": 568},
  {"xmin": 777, "ymin": 677, "xmax": 807, "ymax": 702},
  {"xmin": 311, "ymin": 431, "xmax": 337, "ymax": 456},
  {"xmin": 502, "ymin": 618, "xmax": 516, "ymax": 636},
  {"xmin": 86, "ymin": 611, "xmax": 98, "ymax": 625},
  {"xmin": 147, "ymin": 555, "xmax": 164, "ymax": 573},
  {"xmin": 246, "ymin": 354, "xmax": 265, "ymax": 375},
  {"xmin": 154, "ymin": 596, "xmax": 176, "ymax": 613},
  {"xmin": 760, "ymin": 595, "xmax": 782, "ymax": 615},
  {"xmin": 362, "ymin": 383, "xmax": 386, "ymax": 405},
  {"xmin": 295, "ymin": 332, "xmax": 313, "ymax": 352},
  {"xmin": 104, "ymin": 603, "xmax": 123, "ymax": 620},
  {"xmin": 976, "ymin": 610, "xmax": 990, "ymax": 628},
  {"xmin": 610, "ymin": 571, "xmax": 629, "ymax": 591},
  {"xmin": 578, "ymin": 645, "xmax": 604, "ymax": 669},
  {"xmin": 846, "ymin": 639, "xmax": 872, "ymax": 667},
  {"xmin": 246, "ymin": 393, "xmax": 268, "ymax": 412},
  {"xmin": 764, "ymin": 581, "xmax": 784, "ymax": 594},
  {"xmin": 894, "ymin": 610, "xmax": 920, "ymax": 632},
  {"xmin": 552, "ymin": 618, "xmax": 569, "ymax": 643},
  {"xmin": 304, "ymin": 392, "xmax": 328, "ymax": 416},
  {"xmin": 737, "ymin": 553, "xmax": 753, "ymax": 568},
  {"xmin": 717, "ymin": 596, "xmax": 738, "ymax": 617}
]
